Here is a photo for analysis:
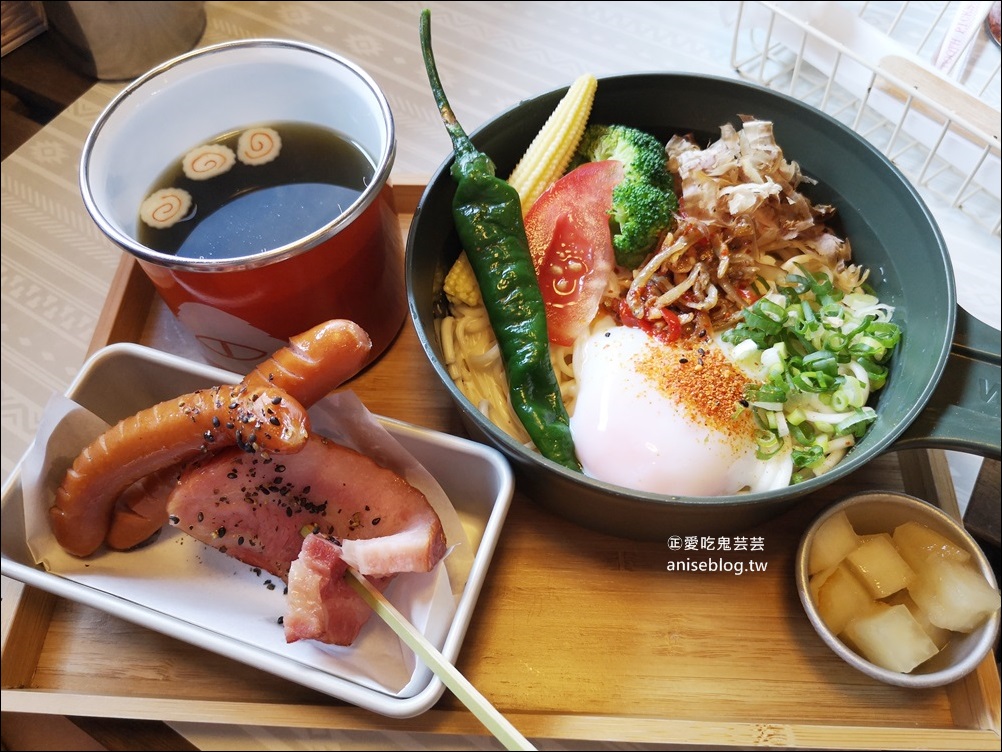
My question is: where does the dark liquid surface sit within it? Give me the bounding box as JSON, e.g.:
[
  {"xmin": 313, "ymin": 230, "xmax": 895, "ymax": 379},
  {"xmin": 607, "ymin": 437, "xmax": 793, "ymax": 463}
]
[{"xmin": 138, "ymin": 122, "xmax": 374, "ymax": 260}]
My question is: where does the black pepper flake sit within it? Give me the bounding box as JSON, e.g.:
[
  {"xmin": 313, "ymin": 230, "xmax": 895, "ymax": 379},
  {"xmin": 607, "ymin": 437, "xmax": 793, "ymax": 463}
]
[
  {"xmin": 277, "ymin": 616, "xmax": 284, "ymax": 625},
  {"xmin": 264, "ymin": 580, "xmax": 276, "ymax": 591},
  {"xmin": 168, "ymin": 514, "xmax": 180, "ymax": 525},
  {"xmin": 271, "ymin": 396, "xmax": 283, "ymax": 405},
  {"xmin": 269, "ymin": 416, "xmax": 281, "ymax": 426},
  {"xmin": 227, "ymin": 471, "xmax": 238, "ymax": 479},
  {"xmin": 372, "ymin": 517, "xmax": 382, "ymax": 526},
  {"xmin": 237, "ymin": 536, "xmax": 245, "ymax": 545},
  {"xmin": 298, "ymin": 498, "xmax": 328, "ymax": 515},
  {"xmin": 212, "ymin": 416, "xmax": 221, "ymax": 428},
  {"xmin": 215, "ymin": 526, "xmax": 226, "ymax": 538},
  {"xmin": 679, "ymin": 357, "xmax": 689, "ymax": 364},
  {"xmin": 197, "ymin": 511, "xmax": 204, "ymax": 522}
]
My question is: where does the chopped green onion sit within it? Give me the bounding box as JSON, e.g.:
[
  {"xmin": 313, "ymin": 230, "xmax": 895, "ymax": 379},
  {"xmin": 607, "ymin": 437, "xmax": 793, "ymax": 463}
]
[
  {"xmin": 848, "ymin": 335, "xmax": 886, "ymax": 360},
  {"xmin": 744, "ymin": 307, "xmax": 783, "ymax": 336},
  {"xmin": 868, "ymin": 321, "xmax": 901, "ymax": 351},
  {"xmin": 802, "ymin": 350, "xmax": 838, "ymax": 375},
  {"xmin": 723, "ymin": 262, "xmax": 900, "ymax": 486},
  {"xmin": 789, "ymin": 420, "xmax": 815, "ymax": 445},
  {"xmin": 840, "ymin": 376, "xmax": 867, "ymax": 408},
  {"xmin": 835, "ymin": 407, "xmax": 877, "ymax": 437},
  {"xmin": 831, "ymin": 389, "xmax": 850, "ymax": 412},
  {"xmin": 748, "ymin": 382, "xmax": 787, "ymax": 404},
  {"xmin": 792, "ymin": 371, "xmax": 837, "ymax": 392},
  {"xmin": 756, "ymin": 430, "xmax": 782, "ymax": 459},
  {"xmin": 792, "ymin": 444, "xmax": 824, "ymax": 468},
  {"xmin": 823, "ymin": 331, "xmax": 848, "ymax": 352},
  {"xmin": 842, "ymin": 314, "xmax": 875, "ymax": 339},
  {"xmin": 730, "ymin": 338, "xmax": 759, "ymax": 361},
  {"xmin": 857, "ymin": 357, "xmax": 889, "ymax": 389}
]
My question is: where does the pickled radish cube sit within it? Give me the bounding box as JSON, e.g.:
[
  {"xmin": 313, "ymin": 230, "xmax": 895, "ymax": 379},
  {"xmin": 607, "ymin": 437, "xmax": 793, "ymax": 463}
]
[
  {"xmin": 809, "ymin": 510, "xmax": 860, "ymax": 575},
  {"xmin": 843, "ymin": 603, "xmax": 940, "ymax": 673},
  {"xmin": 845, "ymin": 533, "xmax": 915, "ymax": 598},
  {"xmin": 815, "ymin": 563, "xmax": 874, "ymax": 635},
  {"xmin": 908, "ymin": 557, "xmax": 1002, "ymax": 633},
  {"xmin": 892, "ymin": 521, "xmax": 971, "ymax": 570},
  {"xmin": 885, "ymin": 589, "xmax": 952, "ymax": 649},
  {"xmin": 809, "ymin": 566, "xmax": 836, "ymax": 603}
]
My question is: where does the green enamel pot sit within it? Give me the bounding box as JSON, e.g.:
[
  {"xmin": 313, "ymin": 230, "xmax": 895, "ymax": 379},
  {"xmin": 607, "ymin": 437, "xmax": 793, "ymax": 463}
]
[{"xmin": 406, "ymin": 73, "xmax": 1001, "ymax": 540}]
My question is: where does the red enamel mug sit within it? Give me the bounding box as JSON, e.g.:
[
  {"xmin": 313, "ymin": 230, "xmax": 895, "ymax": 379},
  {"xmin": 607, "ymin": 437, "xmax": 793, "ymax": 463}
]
[{"xmin": 80, "ymin": 38, "xmax": 405, "ymax": 372}]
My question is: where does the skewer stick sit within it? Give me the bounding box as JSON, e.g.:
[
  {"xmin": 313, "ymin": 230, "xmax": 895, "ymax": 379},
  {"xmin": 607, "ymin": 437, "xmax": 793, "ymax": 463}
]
[{"xmin": 345, "ymin": 567, "xmax": 535, "ymax": 751}]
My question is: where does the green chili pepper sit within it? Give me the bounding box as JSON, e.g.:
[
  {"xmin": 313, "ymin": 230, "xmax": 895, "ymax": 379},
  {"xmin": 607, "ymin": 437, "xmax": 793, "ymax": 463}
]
[{"xmin": 419, "ymin": 10, "xmax": 580, "ymax": 471}]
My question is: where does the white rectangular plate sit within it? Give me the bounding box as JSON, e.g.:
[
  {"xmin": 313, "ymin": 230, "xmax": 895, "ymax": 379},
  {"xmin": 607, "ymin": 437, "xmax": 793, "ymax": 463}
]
[{"xmin": 0, "ymin": 342, "xmax": 514, "ymax": 718}]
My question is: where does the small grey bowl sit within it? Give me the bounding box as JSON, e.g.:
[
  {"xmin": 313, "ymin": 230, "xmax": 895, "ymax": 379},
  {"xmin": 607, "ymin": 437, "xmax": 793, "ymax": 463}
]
[{"xmin": 795, "ymin": 491, "xmax": 1000, "ymax": 688}]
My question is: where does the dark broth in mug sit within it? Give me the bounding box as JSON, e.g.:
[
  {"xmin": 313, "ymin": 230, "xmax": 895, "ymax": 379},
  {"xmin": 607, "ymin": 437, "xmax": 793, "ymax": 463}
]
[{"xmin": 137, "ymin": 121, "xmax": 374, "ymax": 260}]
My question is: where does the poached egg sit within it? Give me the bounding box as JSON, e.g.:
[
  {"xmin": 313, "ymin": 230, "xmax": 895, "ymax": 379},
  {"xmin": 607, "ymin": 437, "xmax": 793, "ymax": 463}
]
[{"xmin": 569, "ymin": 324, "xmax": 792, "ymax": 496}]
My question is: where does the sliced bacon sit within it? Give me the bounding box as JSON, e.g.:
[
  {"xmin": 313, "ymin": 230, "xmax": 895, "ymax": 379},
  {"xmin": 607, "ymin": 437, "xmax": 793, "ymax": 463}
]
[
  {"xmin": 283, "ymin": 533, "xmax": 393, "ymax": 646},
  {"xmin": 166, "ymin": 433, "xmax": 447, "ymax": 580}
]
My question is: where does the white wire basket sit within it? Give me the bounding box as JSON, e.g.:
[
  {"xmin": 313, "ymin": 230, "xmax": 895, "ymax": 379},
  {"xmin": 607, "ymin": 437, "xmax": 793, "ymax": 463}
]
[{"xmin": 729, "ymin": 1, "xmax": 1001, "ymax": 243}]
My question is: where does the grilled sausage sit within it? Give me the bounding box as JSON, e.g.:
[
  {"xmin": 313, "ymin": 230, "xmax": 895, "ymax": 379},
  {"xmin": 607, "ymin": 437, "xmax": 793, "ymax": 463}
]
[{"xmin": 244, "ymin": 319, "xmax": 373, "ymax": 406}]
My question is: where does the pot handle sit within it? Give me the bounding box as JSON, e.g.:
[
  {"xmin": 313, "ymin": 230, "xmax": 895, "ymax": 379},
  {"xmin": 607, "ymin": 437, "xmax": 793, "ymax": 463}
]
[{"xmin": 895, "ymin": 307, "xmax": 1001, "ymax": 460}]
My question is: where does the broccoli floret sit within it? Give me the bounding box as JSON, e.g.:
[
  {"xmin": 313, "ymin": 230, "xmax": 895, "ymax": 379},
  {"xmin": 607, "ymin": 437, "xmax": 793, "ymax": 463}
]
[
  {"xmin": 573, "ymin": 124, "xmax": 673, "ymax": 192},
  {"xmin": 609, "ymin": 179, "xmax": 677, "ymax": 268},
  {"xmin": 572, "ymin": 124, "xmax": 677, "ymax": 267}
]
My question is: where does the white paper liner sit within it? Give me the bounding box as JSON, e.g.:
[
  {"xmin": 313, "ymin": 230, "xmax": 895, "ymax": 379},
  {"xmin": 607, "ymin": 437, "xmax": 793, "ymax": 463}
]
[{"xmin": 22, "ymin": 389, "xmax": 472, "ymax": 699}]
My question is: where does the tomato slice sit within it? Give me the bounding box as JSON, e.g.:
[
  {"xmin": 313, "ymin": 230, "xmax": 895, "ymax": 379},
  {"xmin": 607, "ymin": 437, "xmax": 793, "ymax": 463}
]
[{"xmin": 524, "ymin": 160, "xmax": 623, "ymax": 346}]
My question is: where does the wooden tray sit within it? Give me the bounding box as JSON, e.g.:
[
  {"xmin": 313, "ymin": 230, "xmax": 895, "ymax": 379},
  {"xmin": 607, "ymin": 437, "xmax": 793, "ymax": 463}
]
[{"xmin": 2, "ymin": 183, "xmax": 999, "ymax": 749}]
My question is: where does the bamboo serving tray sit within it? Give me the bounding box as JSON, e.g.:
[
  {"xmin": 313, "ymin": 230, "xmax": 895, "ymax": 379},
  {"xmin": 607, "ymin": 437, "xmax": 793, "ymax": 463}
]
[{"xmin": 2, "ymin": 183, "xmax": 999, "ymax": 749}]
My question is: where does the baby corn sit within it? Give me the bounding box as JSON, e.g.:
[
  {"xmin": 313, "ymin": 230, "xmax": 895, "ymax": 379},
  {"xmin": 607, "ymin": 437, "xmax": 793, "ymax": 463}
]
[
  {"xmin": 507, "ymin": 72, "xmax": 598, "ymax": 213},
  {"xmin": 443, "ymin": 251, "xmax": 481, "ymax": 306}
]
